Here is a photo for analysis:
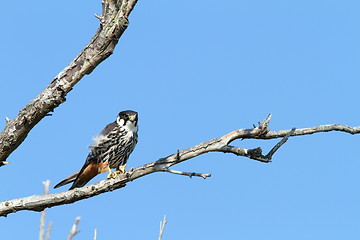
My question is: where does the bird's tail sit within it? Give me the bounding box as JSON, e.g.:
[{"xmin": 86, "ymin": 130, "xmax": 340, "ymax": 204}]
[
  {"xmin": 54, "ymin": 170, "xmax": 80, "ymax": 189},
  {"xmin": 68, "ymin": 163, "xmax": 100, "ymax": 190}
]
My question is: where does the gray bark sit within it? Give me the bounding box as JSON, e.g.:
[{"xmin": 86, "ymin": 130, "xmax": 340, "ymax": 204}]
[
  {"xmin": 0, "ymin": 114, "xmax": 359, "ymax": 217},
  {"xmin": 0, "ymin": 0, "xmax": 138, "ymax": 165}
]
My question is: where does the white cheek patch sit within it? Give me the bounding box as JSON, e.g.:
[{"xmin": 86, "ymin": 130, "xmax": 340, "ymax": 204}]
[{"xmin": 117, "ymin": 117, "xmax": 125, "ymax": 126}]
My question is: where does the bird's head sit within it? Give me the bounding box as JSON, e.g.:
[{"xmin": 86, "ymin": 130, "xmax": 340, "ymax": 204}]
[{"xmin": 117, "ymin": 110, "xmax": 138, "ymax": 130}]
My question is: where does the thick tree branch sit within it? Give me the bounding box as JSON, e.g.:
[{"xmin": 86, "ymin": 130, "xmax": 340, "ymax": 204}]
[
  {"xmin": 0, "ymin": 0, "xmax": 138, "ymax": 165},
  {"xmin": 0, "ymin": 115, "xmax": 359, "ymax": 217}
]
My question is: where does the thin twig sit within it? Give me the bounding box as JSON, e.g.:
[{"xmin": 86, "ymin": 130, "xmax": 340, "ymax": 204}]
[
  {"xmin": 67, "ymin": 216, "xmax": 81, "ymax": 240},
  {"xmin": 94, "ymin": 14, "xmax": 102, "ymax": 20},
  {"xmin": 265, "ymin": 127, "xmax": 296, "ymax": 159},
  {"xmin": 158, "ymin": 215, "xmax": 167, "ymax": 240},
  {"xmin": 161, "ymin": 168, "xmax": 211, "ymax": 179},
  {"xmin": 45, "ymin": 222, "xmax": 53, "ymax": 240},
  {"xmin": 93, "ymin": 228, "xmax": 98, "ymax": 240},
  {"xmin": 39, "ymin": 180, "xmax": 50, "ymax": 240}
]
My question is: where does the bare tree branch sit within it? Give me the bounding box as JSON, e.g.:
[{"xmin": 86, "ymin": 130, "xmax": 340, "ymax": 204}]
[
  {"xmin": 158, "ymin": 215, "xmax": 167, "ymax": 240},
  {"xmin": 264, "ymin": 127, "xmax": 296, "ymax": 161},
  {"xmin": 0, "ymin": 115, "xmax": 359, "ymax": 217},
  {"xmin": 0, "ymin": 0, "xmax": 138, "ymax": 166},
  {"xmin": 67, "ymin": 216, "xmax": 81, "ymax": 240},
  {"xmin": 259, "ymin": 124, "xmax": 360, "ymax": 139}
]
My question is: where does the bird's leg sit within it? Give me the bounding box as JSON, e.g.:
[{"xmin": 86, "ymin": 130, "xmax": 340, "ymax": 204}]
[
  {"xmin": 118, "ymin": 164, "xmax": 126, "ymax": 174},
  {"xmin": 107, "ymin": 165, "xmax": 126, "ymax": 179},
  {"xmin": 107, "ymin": 168, "xmax": 115, "ymax": 179},
  {"xmin": 113, "ymin": 165, "xmax": 126, "ymax": 177}
]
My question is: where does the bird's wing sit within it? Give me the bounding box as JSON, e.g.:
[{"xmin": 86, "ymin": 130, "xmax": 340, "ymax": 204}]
[
  {"xmin": 99, "ymin": 121, "xmax": 117, "ymax": 136},
  {"xmin": 89, "ymin": 121, "xmax": 117, "ymax": 149},
  {"xmin": 55, "ymin": 121, "xmax": 117, "ymax": 190}
]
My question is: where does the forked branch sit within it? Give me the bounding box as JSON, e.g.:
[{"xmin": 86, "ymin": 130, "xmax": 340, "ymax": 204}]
[
  {"xmin": 0, "ymin": 0, "xmax": 138, "ymax": 166},
  {"xmin": 0, "ymin": 114, "xmax": 359, "ymax": 217},
  {"xmin": 67, "ymin": 217, "xmax": 81, "ymax": 240}
]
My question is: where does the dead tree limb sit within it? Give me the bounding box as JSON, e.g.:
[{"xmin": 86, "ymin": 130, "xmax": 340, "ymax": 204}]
[
  {"xmin": 0, "ymin": 0, "xmax": 138, "ymax": 166},
  {"xmin": 259, "ymin": 124, "xmax": 360, "ymax": 139},
  {"xmin": 0, "ymin": 114, "xmax": 359, "ymax": 217}
]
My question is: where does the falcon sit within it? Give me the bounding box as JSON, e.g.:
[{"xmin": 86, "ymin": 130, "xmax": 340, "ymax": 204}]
[{"xmin": 54, "ymin": 110, "xmax": 138, "ymax": 190}]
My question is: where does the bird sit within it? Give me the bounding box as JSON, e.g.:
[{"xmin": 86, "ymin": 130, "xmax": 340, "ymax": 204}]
[{"xmin": 54, "ymin": 110, "xmax": 138, "ymax": 190}]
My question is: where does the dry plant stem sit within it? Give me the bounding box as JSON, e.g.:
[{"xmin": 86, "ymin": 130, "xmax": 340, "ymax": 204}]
[
  {"xmin": 0, "ymin": 115, "xmax": 359, "ymax": 217},
  {"xmin": 45, "ymin": 222, "xmax": 53, "ymax": 240},
  {"xmin": 93, "ymin": 228, "xmax": 98, "ymax": 240},
  {"xmin": 67, "ymin": 216, "xmax": 81, "ymax": 240},
  {"xmin": 0, "ymin": 0, "xmax": 138, "ymax": 166},
  {"xmin": 158, "ymin": 215, "xmax": 167, "ymax": 240},
  {"xmin": 39, "ymin": 180, "xmax": 50, "ymax": 240},
  {"xmin": 39, "ymin": 210, "xmax": 45, "ymax": 240}
]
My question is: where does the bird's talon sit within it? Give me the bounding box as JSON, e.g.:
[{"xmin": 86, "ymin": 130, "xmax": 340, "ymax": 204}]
[{"xmin": 107, "ymin": 171, "xmax": 118, "ymax": 179}]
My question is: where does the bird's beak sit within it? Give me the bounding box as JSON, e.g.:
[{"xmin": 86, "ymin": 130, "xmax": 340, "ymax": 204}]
[{"xmin": 129, "ymin": 115, "xmax": 136, "ymax": 121}]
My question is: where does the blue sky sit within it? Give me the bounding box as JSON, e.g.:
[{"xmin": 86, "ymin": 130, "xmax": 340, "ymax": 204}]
[{"xmin": 1, "ymin": 0, "xmax": 360, "ymax": 239}]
